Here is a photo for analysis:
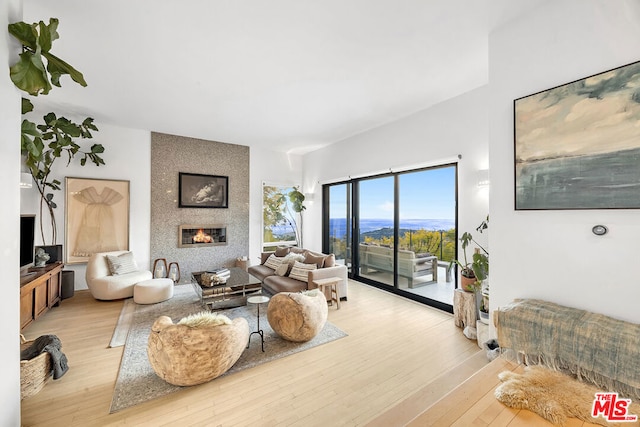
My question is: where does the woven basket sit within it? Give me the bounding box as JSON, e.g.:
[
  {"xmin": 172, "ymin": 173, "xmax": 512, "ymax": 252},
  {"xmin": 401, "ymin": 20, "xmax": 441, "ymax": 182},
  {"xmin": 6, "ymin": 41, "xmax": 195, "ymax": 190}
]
[{"xmin": 20, "ymin": 334, "xmax": 52, "ymax": 400}]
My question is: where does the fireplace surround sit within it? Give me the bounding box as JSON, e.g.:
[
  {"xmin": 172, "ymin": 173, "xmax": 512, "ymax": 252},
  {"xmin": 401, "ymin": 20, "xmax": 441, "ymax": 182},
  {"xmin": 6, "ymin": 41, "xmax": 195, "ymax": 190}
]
[{"xmin": 178, "ymin": 224, "xmax": 227, "ymax": 248}]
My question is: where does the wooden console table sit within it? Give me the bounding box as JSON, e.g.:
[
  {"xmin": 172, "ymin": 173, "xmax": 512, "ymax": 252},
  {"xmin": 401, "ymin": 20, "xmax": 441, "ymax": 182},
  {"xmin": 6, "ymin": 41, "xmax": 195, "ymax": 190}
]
[{"xmin": 20, "ymin": 262, "xmax": 63, "ymax": 331}]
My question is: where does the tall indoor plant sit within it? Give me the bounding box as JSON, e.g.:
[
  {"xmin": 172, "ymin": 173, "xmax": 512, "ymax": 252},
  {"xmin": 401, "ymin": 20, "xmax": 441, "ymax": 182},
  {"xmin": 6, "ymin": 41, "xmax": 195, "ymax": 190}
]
[
  {"xmin": 450, "ymin": 215, "xmax": 489, "ymax": 292},
  {"xmin": 10, "ymin": 18, "xmax": 105, "ymax": 245}
]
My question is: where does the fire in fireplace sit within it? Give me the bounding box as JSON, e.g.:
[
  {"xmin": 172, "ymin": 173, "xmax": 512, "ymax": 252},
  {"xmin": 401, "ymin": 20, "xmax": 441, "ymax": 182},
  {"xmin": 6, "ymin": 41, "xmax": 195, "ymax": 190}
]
[{"xmin": 178, "ymin": 224, "xmax": 227, "ymax": 248}]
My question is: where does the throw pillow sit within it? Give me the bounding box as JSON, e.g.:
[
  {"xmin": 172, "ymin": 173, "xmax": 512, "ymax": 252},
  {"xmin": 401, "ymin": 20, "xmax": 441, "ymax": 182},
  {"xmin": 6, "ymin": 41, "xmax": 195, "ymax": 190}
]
[
  {"xmin": 264, "ymin": 254, "xmax": 284, "ymax": 270},
  {"xmin": 178, "ymin": 311, "xmax": 232, "ymax": 327},
  {"xmin": 274, "ymin": 246, "xmax": 291, "ymax": 257},
  {"xmin": 415, "ymin": 253, "xmax": 432, "ymax": 258},
  {"xmin": 289, "ymin": 261, "xmax": 317, "ymax": 282},
  {"xmin": 324, "ymin": 253, "xmax": 336, "ymax": 267},
  {"xmin": 290, "ymin": 247, "xmax": 307, "ymax": 255},
  {"xmin": 284, "ymin": 253, "xmax": 305, "ymax": 264},
  {"xmin": 274, "ymin": 263, "xmax": 290, "ymax": 276},
  {"xmin": 106, "ymin": 252, "xmax": 138, "ymax": 275},
  {"xmin": 304, "ymin": 252, "xmax": 325, "ymax": 268}
]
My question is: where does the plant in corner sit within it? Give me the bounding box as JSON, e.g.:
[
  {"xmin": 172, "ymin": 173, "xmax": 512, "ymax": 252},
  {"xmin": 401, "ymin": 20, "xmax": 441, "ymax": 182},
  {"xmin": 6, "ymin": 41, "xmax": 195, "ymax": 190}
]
[
  {"xmin": 449, "ymin": 215, "xmax": 489, "ymax": 292},
  {"xmin": 9, "ymin": 18, "xmax": 105, "ymax": 245}
]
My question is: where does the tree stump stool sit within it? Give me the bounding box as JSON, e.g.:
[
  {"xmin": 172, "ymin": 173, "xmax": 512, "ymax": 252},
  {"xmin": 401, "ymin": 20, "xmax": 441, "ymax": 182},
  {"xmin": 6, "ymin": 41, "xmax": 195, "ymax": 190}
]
[{"xmin": 453, "ymin": 289, "xmax": 477, "ymax": 329}]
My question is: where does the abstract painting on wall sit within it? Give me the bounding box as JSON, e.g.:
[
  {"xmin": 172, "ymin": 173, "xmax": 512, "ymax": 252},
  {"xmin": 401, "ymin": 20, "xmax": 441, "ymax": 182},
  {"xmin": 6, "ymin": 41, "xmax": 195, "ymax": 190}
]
[{"xmin": 514, "ymin": 60, "xmax": 640, "ymax": 210}]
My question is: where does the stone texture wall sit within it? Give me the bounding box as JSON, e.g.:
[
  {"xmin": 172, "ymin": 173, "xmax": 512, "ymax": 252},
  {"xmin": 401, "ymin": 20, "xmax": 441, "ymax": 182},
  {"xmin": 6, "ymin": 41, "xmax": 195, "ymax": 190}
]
[{"xmin": 150, "ymin": 132, "xmax": 249, "ymax": 280}]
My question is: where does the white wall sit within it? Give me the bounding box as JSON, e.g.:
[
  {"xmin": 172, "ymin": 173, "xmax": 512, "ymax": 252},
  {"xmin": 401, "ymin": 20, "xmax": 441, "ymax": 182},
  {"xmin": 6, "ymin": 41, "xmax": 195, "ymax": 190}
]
[
  {"xmin": 249, "ymin": 147, "xmax": 303, "ymax": 263},
  {"xmin": 302, "ymin": 86, "xmax": 490, "ymax": 255},
  {"xmin": 2, "ymin": 1, "xmax": 24, "ymax": 425},
  {"xmin": 489, "ymin": 0, "xmax": 640, "ymax": 323},
  {"xmin": 21, "ymin": 123, "xmax": 151, "ymax": 290}
]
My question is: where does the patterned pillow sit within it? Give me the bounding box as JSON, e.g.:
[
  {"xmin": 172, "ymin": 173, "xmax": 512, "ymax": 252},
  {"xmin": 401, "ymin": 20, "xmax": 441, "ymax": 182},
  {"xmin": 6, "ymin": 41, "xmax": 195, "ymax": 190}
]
[
  {"xmin": 264, "ymin": 254, "xmax": 284, "ymax": 270},
  {"xmin": 106, "ymin": 252, "xmax": 138, "ymax": 275},
  {"xmin": 289, "ymin": 261, "xmax": 317, "ymax": 282}
]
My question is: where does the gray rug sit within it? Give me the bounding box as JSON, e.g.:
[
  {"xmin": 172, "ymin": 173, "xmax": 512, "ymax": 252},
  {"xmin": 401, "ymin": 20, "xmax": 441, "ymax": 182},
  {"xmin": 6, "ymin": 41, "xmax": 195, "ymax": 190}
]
[
  {"xmin": 110, "ymin": 284, "xmax": 347, "ymax": 413},
  {"xmin": 109, "ymin": 298, "xmax": 135, "ymax": 347}
]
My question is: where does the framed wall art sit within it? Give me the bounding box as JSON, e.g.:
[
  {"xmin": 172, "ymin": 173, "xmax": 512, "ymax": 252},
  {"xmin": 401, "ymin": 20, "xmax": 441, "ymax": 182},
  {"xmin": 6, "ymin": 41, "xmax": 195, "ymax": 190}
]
[
  {"xmin": 514, "ymin": 60, "xmax": 640, "ymax": 210},
  {"xmin": 179, "ymin": 172, "xmax": 229, "ymax": 208},
  {"xmin": 65, "ymin": 177, "xmax": 130, "ymax": 264}
]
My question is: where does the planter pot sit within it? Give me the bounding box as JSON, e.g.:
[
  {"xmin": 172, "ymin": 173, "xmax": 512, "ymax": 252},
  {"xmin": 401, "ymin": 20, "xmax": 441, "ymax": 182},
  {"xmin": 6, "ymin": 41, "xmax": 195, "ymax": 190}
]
[
  {"xmin": 460, "ymin": 275, "xmax": 477, "ymax": 292},
  {"xmin": 478, "ymin": 310, "xmax": 489, "ymax": 324}
]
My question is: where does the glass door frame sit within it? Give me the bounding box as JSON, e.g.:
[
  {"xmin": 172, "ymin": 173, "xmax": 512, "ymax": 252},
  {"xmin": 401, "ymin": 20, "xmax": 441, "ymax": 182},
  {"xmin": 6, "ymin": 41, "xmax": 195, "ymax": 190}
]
[{"xmin": 322, "ymin": 163, "xmax": 458, "ymax": 313}]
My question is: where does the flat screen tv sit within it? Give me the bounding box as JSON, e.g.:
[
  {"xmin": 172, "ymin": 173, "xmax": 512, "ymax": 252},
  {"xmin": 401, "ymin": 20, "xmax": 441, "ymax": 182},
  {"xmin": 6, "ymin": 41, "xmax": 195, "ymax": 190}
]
[{"xmin": 20, "ymin": 214, "xmax": 36, "ymax": 273}]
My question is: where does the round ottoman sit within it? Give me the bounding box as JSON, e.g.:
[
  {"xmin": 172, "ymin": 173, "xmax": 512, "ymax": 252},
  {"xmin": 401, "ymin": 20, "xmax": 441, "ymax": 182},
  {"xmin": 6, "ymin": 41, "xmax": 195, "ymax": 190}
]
[
  {"xmin": 134, "ymin": 278, "xmax": 174, "ymax": 304},
  {"xmin": 267, "ymin": 290, "xmax": 328, "ymax": 342}
]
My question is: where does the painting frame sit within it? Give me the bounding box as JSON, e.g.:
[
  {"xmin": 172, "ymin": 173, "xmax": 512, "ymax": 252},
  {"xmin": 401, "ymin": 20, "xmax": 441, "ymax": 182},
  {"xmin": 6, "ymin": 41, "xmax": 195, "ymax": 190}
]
[
  {"xmin": 514, "ymin": 59, "xmax": 640, "ymax": 210},
  {"xmin": 178, "ymin": 172, "xmax": 229, "ymax": 208},
  {"xmin": 65, "ymin": 177, "xmax": 130, "ymax": 264}
]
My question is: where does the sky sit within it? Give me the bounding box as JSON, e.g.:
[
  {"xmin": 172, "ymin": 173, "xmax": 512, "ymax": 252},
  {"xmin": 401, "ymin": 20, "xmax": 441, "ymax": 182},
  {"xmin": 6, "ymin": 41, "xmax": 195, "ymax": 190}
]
[{"xmin": 329, "ymin": 166, "xmax": 456, "ymax": 220}]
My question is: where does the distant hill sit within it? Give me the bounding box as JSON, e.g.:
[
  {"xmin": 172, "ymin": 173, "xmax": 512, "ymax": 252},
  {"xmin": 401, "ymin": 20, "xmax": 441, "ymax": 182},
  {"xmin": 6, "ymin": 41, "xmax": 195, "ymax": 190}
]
[{"xmin": 361, "ymin": 227, "xmax": 416, "ymax": 240}]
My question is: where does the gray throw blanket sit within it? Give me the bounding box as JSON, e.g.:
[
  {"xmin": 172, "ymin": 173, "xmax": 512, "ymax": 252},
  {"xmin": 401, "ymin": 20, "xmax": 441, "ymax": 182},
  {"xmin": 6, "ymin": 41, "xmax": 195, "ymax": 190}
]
[
  {"xmin": 496, "ymin": 299, "xmax": 640, "ymax": 400},
  {"xmin": 20, "ymin": 334, "xmax": 69, "ymax": 380}
]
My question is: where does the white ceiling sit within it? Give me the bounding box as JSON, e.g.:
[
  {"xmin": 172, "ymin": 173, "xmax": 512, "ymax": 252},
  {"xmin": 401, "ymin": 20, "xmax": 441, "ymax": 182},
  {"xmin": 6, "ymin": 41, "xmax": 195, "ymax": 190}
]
[{"xmin": 22, "ymin": 0, "xmax": 548, "ymax": 154}]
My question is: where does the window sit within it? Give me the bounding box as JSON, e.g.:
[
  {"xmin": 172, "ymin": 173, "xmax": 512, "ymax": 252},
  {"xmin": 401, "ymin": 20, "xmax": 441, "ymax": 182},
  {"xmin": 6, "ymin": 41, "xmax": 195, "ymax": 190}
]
[{"xmin": 262, "ymin": 184, "xmax": 303, "ymax": 251}]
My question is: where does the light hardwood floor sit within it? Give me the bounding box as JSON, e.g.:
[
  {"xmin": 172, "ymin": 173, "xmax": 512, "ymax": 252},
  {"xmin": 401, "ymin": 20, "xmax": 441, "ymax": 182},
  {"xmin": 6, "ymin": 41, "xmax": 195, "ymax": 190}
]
[{"xmin": 19, "ymin": 280, "xmax": 575, "ymax": 426}]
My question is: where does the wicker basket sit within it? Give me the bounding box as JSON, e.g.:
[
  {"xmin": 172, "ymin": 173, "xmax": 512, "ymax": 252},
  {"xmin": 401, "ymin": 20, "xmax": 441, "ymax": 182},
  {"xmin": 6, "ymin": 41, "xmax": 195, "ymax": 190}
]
[{"xmin": 20, "ymin": 334, "xmax": 52, "ymax": 400}]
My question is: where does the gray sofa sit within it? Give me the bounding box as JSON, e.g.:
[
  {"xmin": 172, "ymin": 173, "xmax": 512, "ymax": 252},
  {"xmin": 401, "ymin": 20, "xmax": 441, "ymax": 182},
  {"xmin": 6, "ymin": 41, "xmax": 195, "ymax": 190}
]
[{"xmin": 248, "ymin": 247, "xmax": 348, "ymax": 300}]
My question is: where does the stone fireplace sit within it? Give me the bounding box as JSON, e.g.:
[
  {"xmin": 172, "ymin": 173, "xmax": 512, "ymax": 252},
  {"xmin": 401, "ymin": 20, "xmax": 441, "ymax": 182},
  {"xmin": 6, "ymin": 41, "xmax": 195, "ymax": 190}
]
[{"xmin": 178, "ymin": 224, "xmax": 227, "ymax": 248}]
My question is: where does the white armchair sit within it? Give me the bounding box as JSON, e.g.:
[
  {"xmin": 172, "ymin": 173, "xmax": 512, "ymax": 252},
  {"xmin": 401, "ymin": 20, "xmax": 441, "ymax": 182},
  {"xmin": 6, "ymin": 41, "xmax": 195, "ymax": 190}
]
[{"xmin": 85, "ymin": 251, "xmax": 152, "ymax": 300}]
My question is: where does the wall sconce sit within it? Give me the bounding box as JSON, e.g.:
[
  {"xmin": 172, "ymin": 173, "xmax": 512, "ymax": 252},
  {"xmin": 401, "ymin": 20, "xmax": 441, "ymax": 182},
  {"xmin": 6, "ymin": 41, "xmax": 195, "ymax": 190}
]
[
  {"xmin": 477, "ymin": 169, "xmax": 490, "ymax": 187},
  {"xmin": 304, "ymin": 192, "xmax": 315, "ymax": 202},
  {"xmin": 20, "ymin": 172, "xmax": 33, "ymax": 188}
]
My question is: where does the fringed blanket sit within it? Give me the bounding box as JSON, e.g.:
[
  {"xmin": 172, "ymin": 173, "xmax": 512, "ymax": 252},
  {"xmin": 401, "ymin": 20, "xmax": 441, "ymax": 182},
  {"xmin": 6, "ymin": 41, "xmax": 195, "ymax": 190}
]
[{"xmin": 496, "ymin": 299, "xmax": 640, "ymax": 400}]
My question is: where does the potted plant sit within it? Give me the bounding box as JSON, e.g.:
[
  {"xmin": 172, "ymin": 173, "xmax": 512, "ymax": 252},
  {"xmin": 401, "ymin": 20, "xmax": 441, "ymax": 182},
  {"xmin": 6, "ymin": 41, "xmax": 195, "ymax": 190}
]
[
  {"xmin": 478, "ymin": 282, "xmax": 490, "ymax": 324},
  {"xmin": 450, "ymin": 216, "xmax": 489, "ymax": 292},
  {"xmin": 10, "ymin": 18, "xmax": 105, "ymax": 248}
]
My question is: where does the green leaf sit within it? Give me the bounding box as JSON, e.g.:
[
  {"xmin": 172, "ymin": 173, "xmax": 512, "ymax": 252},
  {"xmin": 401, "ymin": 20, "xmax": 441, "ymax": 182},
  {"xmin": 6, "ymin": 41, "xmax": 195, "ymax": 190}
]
[
  {"xmin": 43, "ymin": 51, "xmax": 87, "ymax": 88},
  {"xmin": 91, "ymin": 144, "xmax": 104, "ymax": 154},
  {"xmin": 55, "ymin": 117, "xmax": 82, "ymax": 137},
  {"xmin": 21, "ymin": 119, "xmax": 41, "ymax": 137},
  {"xmin": 37, "ymin": 20, "xmax": 52, "ymax": 53},
  {"xmin": 40, "ymin": 18, "xmax": 59, "ymax": 53},
  {"xmin": 8, "ymin": 21, "xmax": 38, "ymax": 49},
  {"xmin": 10, "ymin": 50, "xmax": 51, "ymax": 95},
  {"xmin": 22, "ymin": 98, "xmax": 34, "ymax": 114}
]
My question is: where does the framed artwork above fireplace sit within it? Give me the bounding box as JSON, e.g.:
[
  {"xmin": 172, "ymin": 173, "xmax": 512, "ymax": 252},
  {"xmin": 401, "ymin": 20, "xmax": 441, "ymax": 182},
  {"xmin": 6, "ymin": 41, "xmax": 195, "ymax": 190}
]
[{"xmin": 179, "ymin": 172, "xmax": 228, "ymax": 208}]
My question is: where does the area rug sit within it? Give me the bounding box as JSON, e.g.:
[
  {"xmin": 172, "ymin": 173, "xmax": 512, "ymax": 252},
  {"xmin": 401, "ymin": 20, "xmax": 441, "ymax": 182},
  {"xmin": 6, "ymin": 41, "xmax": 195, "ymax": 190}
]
[
  {"xmin": 109, "ymin": 284, "xmax": 347, "ymax": 413},
  {"xmin": 495, "ymin": 365, "xmax": 640, "ymax": 426},
  {"xmin": 109, "ymin": 298, "xmax": 135, "ymax": 347}
]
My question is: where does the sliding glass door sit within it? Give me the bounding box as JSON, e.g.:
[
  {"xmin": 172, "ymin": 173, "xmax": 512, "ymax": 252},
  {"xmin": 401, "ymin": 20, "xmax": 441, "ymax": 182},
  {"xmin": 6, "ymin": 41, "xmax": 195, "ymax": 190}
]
[
  {"xmin": 358, "ymin": 175, "xmax": 396, "ymax": 287},
  {"xmin": 323, "ymin": 164, "xmax": 457, "ymax": 311},
  {"xmin": 325, "ymin": 184, "xmax": 352, "ymax": 270}
]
